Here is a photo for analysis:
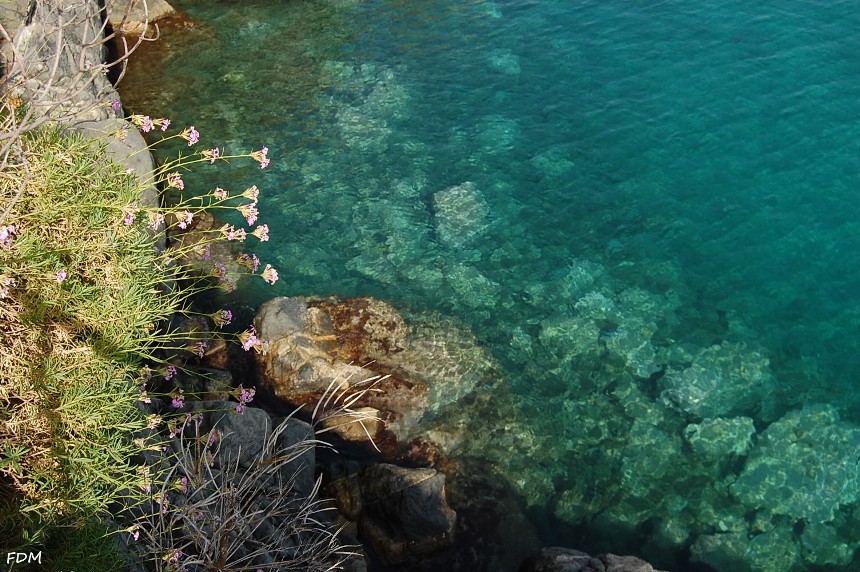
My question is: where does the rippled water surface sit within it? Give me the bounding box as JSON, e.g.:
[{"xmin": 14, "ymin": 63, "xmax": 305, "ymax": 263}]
[{"xmin": 121, "ymin": 0, "xmax": 860, "ymax": 569}]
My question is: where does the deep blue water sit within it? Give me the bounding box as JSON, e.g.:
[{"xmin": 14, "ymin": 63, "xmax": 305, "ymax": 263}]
[{"xmin": 122, "ymin": 0, "xmax": 860, "ymax": 569}]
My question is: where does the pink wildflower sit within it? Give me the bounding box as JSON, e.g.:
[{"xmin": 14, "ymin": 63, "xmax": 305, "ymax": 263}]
[
  {"xmin": 252, "ymin": 224, "xmax": 269, "ymax": 242},
  {"xmin": 212, "ymin": 262, "xmax": 228, "ymax": 281},
  {"xmin": 235, "ymin": 385, "xmax": 256, "ymax": 414},
  {"xmin": 261, "ymin": 264, "xmax": 279, "ymax": 285},
  {"xmin": 139, "ymin": 390, "xmax": 151, "ymax": 404},
  {"xmin": 213, "ymin": 187, "xmax": 228, "ymax": 200},
  {"xmin": 147, "ymin": 414, "xmax": 161, "ymax": 429},
  {"xmin": 241, "ymin": 185, "xmax": 259, "ymax": 201},
  {"xmin": 237, "ymin": 203, "xmax": 258, "ymax": 225},
  {"xmin": 177, "ymin": 210, "xmax": 194, "ymax": 230},
  {"xmin": 0, "ymin": 276, "xmax": 14, "ymax": 298},
  {"xmin": 180, "ymin": 126, "xmax": 200, "ymax": 146},
  {"xmin": 237, "ymin": 253, "xmax": 261, "ymax": 273},
  {"xmin": 224, "ymin": 225, "xmax": 247, "ymax": 242},
  {"xmin": 238, "ymin": 326, "xmax": 261, "ymax": 352},
  {"xmin": 191, "ymin": 341, "xmax": 209, "ymax": 357},
  {"xmin": 203, "ymin": 147, "xmax": 220, "ymax": 164},
  {"xmin": 171, "ymin": 390, "xmax": 185, "ymax": 409},
  {"xmin": 212, "ymin": 309, "xmax": 233, "ymax": 327},
  {"xmin": 0, "ymin": 224, "xmax": 16, "ymax": 249},
  {"xmin": 122, "ymin": 204, "xmax": 137, "ymax": 226},
  {"xmin": 141, "ymin": 116, "xmax": 154, "ymax": 133},
  {"xmin": 251, "ymin": 146, "xmax": 270, "ymax": 169},
  {"xmin": 158, "ymin": 118, "xmax": 171, "ymax": 131},
  {"xmin": 110, "ymin": 100, "xmax": 121, "ymax": 112},
  {"xmin": 148, "ymin": 211, "xmax": 165, "ymax": 231},
  {"xmin": 55, "ymin": 270, "xmax": 67, "ymax": 283},
  {"xmin": 167, "ymin": 173, "xmax": 185, "ymax": 191},
  {"xmin": 164, "ymin": 364, "xmax": 177, "ymax": 381}
]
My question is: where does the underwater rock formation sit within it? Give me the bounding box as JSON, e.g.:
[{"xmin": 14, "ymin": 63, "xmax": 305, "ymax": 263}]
[
  {"xmin": 433, "ymin": 181, "xmax": 491, "ymax": 249},
  {"xmin": 659, "ymin": 341, "xmax": 772, "ymax": 418},
  {"xmin": 731, "ymin": 404, "xmax": 860, "ymax": 524}
]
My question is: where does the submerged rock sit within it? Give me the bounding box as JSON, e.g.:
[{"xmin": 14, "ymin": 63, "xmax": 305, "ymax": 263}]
[
  {"xmin": 659, "ymin": 341, "xmax": 772, "ymax": 418},
  {"xmin": 683, "ymin": 416, "xmax": 756, "ymax": 460},
  {"xmin": 731, "ymin": 404, "xmax": 860, "ymax": 524},
  {"xmin": 690, "ymin": 526, "xmax": 801, "ymax": 572},
  {"xmin": 433, "ymin": 181, "xmax": 490, "ymax": 248}
]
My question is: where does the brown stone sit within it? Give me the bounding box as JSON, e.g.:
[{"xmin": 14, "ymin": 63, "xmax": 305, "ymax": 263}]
[{"xmin": 106, "ymin": 0, "xmax": 176, "ymax": 37}]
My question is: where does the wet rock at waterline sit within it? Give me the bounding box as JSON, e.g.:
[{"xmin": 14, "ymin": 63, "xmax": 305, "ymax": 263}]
[
  {"xmin": 325, "ymin": 462, "xmax": 456, "ymax": 565},
  {"xmin": 253, "ymin": 296, "xmax": 497, "ymax": 453},
  {"xmin": 518, "ymin": 547, "xmax": 667, "ymax": 572}
]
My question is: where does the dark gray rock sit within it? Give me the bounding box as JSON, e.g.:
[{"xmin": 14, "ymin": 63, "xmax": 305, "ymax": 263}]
[
  {"xmin": 7, "ymin": 0, "xmax": 117, "ymax": 122},
  {"xmin": 176, "ymin": 401, "xmax": 316, "ymax": 498},
  {"xmin": 518, "ymin": 547, "xmax": 667, "ymax": 572},
  {"xmin": 327, "ymin": 462, "xmax": 456, "ymax": 565}
]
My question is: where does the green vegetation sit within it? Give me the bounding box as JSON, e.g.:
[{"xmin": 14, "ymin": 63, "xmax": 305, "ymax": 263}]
[
  {"xmin": 0, "ymin": 102, "xmax": 268, "ymax": 546},
  {"xmin": 0, "ymin": 124, "xmax": 178, "ymax": 552}
]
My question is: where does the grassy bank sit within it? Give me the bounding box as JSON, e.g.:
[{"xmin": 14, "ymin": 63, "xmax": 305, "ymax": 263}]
[{"xmin": 0, "ymin": 122, "xmax": 178, "ymax": 568}]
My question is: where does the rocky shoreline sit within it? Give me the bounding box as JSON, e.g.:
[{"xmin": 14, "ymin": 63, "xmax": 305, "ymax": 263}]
[{"xmin": 1, "ymin": 2, "xmax": 666, "ymax": 571}]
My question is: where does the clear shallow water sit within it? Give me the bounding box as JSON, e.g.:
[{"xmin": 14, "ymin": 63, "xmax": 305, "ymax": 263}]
[{"xmin": 121, "ymin": 0, "xmax": 860, "ymax": 569}]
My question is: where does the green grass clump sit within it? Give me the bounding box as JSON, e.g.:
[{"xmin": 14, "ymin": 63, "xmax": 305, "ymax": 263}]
[{"xmin": 0, "ymin": 125, "xmax": 175, "ymax": 548}]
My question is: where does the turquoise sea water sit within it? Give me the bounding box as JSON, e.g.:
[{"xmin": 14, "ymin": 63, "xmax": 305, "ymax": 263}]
[{"xmin": 122, "ymin": 0, "xmax": 860, "ymax": 569}]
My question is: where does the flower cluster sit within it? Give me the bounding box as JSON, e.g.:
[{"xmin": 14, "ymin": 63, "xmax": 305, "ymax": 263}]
[
  {"xmin": 238, "ymin": 253, "xmax": 260, "ymax": 273},
  {"xmin": 202, "ymin": 147, "xmax": 220, "ymax": 164},
  {"xmin": 237, "ymin": 203, "xmax": 258, "ymax": 225},
  {"xmin": 180, "ymin": 126, "xmax": 200, "ymax": 146},
  {"xmin": 167, "ymin": 173, "xmax": 185, "ymax": 191},
  {"xmin": 121, "ymin": 201, "xmax": 139, "ymax": 226},
  {"xmin": 234, "ymin": 385, "xmax": 256, "ymax": 414},
  {"xmin": 241, "ymin": 185, "xmax": 259, "ymax": 202},
  {"xmin": 252, "ymin": 224, "xmax": 269, "ymax": 242},
  {"xmin": 212, "ymin": 309, "xmax": 233, "ymax": 327},
  {"xmin": 171, "ymin": 389, "xmax": 185, "ymax": 410},
  {"xmin": 0, "ymin": 224, "xmax": 15, "ymax": 249},
  {"xmin": 238, "ymin": 325, "xmax": 267, "ymax": 353},
  {"xmin": 251, "ymin": 146, "xmax": 270, "ymax": 169},
  {"xmin": 129, "ymin": 114, "xmax": 170, "ymax": 133},
  {"xmin": 0, "ymin": 275, "xmax": 14, "ymax": 298},
  {"xmin": 148, "ymin": 211, "xmax": 165, "ymax": 231},
  {"xmin": 261, "ymin": 264, "xmax": 279, "ymax": 285},
  {"xmin": 176, "ymin": 210, "xmax": 194, "ymax": 230},
  {"xmin": 223, "ymin": 225, "xmax": 246, "ymax": 242},
  {"xmin": 190, "ymin": 340, "xmax": 209, "ymax": 358}
]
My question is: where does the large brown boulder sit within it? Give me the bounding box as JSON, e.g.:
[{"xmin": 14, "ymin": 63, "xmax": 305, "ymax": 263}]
[{"xmin": 253, "ymin": 296, "xmax": 496, "ymax": 453}]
